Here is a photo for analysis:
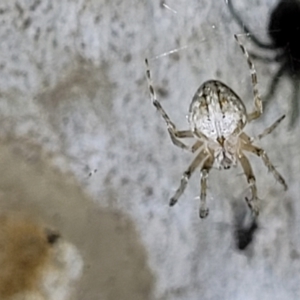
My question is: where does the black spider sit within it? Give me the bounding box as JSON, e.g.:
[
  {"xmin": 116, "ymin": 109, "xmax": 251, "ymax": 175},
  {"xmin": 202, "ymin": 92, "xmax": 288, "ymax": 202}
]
[{"xmin": 228, "ymin": 0, "xmax": 300, "ymax": 127}]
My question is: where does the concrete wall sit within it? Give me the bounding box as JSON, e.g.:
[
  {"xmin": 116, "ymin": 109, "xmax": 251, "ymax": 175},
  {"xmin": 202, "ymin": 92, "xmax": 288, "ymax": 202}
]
[{"xmin": 0, "ymin": 0, "xmax": 298, "ymax": 299}]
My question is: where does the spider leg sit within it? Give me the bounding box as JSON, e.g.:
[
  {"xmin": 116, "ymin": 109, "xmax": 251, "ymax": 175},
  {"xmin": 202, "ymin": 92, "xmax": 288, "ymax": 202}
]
[
  {"xmin": 241, "ymin": 143, "xmax": 288, "ymax": 191},
  {"xmin": 263, "ymin": 63, "xmax": 286, "ymax": 108},
  {"xmin": 227, "ymin": 0, "xmax": 275, "ymax": 50},
  {"xmin": 234, "ymin": 34, "xmax": 263, "ymax": 122},
  {"xmin": 238, "ymin": 151, "xmax": 260, "ymax": 217},
  {"xmin": 191, "ymin": 140, "xmax": 203, "ymax": 153},
  {"xmin": 289, "ymin": 78, "xmax": 300, "ymax": 128},
  {"xmin": 169, "ymin": 149, "xmax": 210, "ymax": 207},
  {"xmin": 168, "ymin": 129, "xmax": 194, "ymax": 151},
  {"xmin": 239, "ymin": 115, "xmax": 285, "ymax": 142},
  {"xmin": 199, "ymin": 155, "xmax": 214, "ymax": 218},
  {"xmin": 256, "ymin": 114, "xmax": 285, "ymax": 140},
  {"xmin": 145, "ymin": 59, "xmax": 194, "ymax": 151}
]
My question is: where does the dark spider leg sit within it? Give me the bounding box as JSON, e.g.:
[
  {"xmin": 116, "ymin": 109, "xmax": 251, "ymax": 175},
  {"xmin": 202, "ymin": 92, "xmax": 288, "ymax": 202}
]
[
  {"xmin": 227, "ymin": 0, "xmax": 275, "ymax": 50},
  {"xmin": 289, "ymin": 78, "xmax": 300, "ymax": 128},
  {"xmin": 263, "ymin": 62, "xmax": 286, "ymax": 109}
]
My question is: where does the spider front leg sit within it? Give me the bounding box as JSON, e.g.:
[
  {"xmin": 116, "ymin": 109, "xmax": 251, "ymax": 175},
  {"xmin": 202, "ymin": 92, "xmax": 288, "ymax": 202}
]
[
  {"xmin": 169, "ymin": 149, "xmax": 210, "ymax": 207},
  {"xmin": 238, "ymin": 151, "xmax": 260, "ymax": 217},
  {"xmin": 234, "ymin": 34, "xmax": 263, "ymax": 122},
  {"xmin": 145, "ymin": 59, "xmax": 194, "ymax": 151}
]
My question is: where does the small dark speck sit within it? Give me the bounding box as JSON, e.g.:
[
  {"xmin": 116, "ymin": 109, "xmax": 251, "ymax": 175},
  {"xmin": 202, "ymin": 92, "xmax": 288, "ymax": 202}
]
[
  {"xmin": 34, "ymin": 28, "xmax": 40, "ymax": 41},
  {"xmin": 123, "ymin": 53, "xmax": 132, "ymax": 63},
  {"xmin": 109, "ymin": 43, "xmax": 117, "ymax": 53},
  {"xmin": 88, "ymin": 169, "xmax": 97, "ymax": 177},
  {"xmin": 30, "ymin": 0, "xmax": 41, "ymax": 11},
  {"xmin": 138, "ymin": 172, "xmax": 147, "ymax": 183},
  {"xmin": 123, "ymin": 94, "xmax": 130, "ymax": 104},
  {"xmin": 111, "ymin": 29, "xmax": 118, "ymax": 38},
  {"xmin": 94, "ymin": 15, "xmax": 101, "ymax": 23},
  {"xmin": 15, "ymin": 3, "xmax": 24, "ymax": 15},
  {"xmin": 144, "ymin": 186, "xmax": 153, "ymax": 196},
  {"xmin": 215, "ymin": 69, "xmax": 222, "ymax": 78},
  {"xmin": 23, "ymin": 17, "xmax": 31, "ymax": 29},
  {"xmin": 170, "ymin": 52, "xmax": 180, "ymax": 61},
  {"xmin": 52, "ymin": 39, "xmax": 57, "ymax": 48},
  {"xmin": 0, "ymin": 8, "xmax": 6, "ymax": 14},
  {"xmin": 148, "ymin": 211, "xmax": 154, "ymax": 220},
  {"xmin": 47, "ymin": 232, "xmax": 60, "ymax": 244},
  {"xmin": 121, "ymin": 177, "xmax": 130, "ymax": 186},
  {"xmin": 157, "ymin": 86, "xmax": 169, "ymax": 98},
  {"xmin": 146, "ymin": 153, "xmax": 154, "ymax": 163},
  {"xmin": 107, "ymin": 152, "xmax": 115, "ymax": 159},
  {"xmin": 290, "ymin": 249, "xmax": 300, "ymax": 260},
  {"xmin": 171, "ymin": 153, "xmax": 177, "ymax": 162}
]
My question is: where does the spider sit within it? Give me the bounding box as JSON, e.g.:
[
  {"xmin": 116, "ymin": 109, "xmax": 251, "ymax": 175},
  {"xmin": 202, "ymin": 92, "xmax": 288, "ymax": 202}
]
[
  {"xmin": 145, "ymin": 34, "xmax": 287, "ymax": 219},
  {"xmin": 228, "ymin": 0, "xmax": 300, "ymax": 127}
]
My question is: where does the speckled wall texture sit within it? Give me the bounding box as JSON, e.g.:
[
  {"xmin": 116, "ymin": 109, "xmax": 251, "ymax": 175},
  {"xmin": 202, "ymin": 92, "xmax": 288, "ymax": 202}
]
[{"xmin": 0, "ymin": 0, "xmax": 298, "ymax": 299}]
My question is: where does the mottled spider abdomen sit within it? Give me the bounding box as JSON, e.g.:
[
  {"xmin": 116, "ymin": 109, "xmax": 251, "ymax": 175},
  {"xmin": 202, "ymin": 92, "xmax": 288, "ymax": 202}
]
[{"xmin": 189, "ymin": 80, "xmax": 247, "ymax": 140}]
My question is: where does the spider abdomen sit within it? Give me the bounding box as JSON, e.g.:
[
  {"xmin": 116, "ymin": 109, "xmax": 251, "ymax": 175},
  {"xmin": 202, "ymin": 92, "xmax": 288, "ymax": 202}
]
[{"xmin": 188, "ymin": 80, "xmax": 247, "ymax": 140}]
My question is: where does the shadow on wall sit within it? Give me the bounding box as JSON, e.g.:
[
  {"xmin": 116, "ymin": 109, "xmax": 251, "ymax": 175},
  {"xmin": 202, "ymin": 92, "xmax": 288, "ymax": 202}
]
[{"xmin": 0, "ymin": 137, "xmax": 154, "ymax": 300}]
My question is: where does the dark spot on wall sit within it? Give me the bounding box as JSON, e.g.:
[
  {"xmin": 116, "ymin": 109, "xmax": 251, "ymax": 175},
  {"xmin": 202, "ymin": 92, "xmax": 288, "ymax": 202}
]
[
  {"xmin": 144, "ymin": 186, "xmax": 153, "ymax": 197},
  {"xmin": 123, "ymin": 94, "xmax": 131, "ymax": 104},
  {"xmin": 121, "ymin": 177, "xmax": 130, "ymax": 186},
  {"xmin": 138, "ymin": 172, "xmax": 147, "ymax": 183},
  {"xmin": 15, "ymin": 3, "xmax": 24, "ymax": 16},
  {"xmin": 23, "ymin": 17, "xmax": 31, "ymax": 29},
  {"xmin": 30, "ymin": 0, "xmax": 41, "ymax": 11},
  {"xmin": 94, "ymin": 15, "xmax": 101, "ymax": 23},
  {"xmin": 34, "ymin": 27, "xmax": 40, "ymax": 41},
  {"xmin": 52, "ymin": 38, "xmax": 57, "ymax": 48},
  {"xmin": 45, "ymin": 230, "xmax": 60, "ymax": 244},
  {"xmin": 157, "ymin": 86, "xmax": 169, "ymax": 98},
  {"xmin": 215, "ymin": 69, "xmax": 222, "ymax": 78},
  {"xmin": 290, "ymin": 249, "xmax": 300, "ymax": 260},
  {"xmin": 170, "ymin": 52, "xmax": 180, "ymax": 61},
  {"xmin": 123, "ymin": 53, "xmax": 132, "ymax": 63}
]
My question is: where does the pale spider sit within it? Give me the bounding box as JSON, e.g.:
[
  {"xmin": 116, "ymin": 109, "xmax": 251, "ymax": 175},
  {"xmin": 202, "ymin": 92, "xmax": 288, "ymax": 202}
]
[{"xmin": 145, "ymin": 34, "xmax": 288, "ymax": 219}]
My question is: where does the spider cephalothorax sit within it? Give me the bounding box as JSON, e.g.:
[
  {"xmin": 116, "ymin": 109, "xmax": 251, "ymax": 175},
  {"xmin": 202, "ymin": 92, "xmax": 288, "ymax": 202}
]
[{"xmin": 145, "ymin": 34, "xmax": 287, "ymax": 219}]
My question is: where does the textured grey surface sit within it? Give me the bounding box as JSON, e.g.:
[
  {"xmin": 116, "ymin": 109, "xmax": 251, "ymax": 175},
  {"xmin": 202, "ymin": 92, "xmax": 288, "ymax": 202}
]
[{"xmin": 0, "ymin": 0, "xmax": 299, "ymax": 299}]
